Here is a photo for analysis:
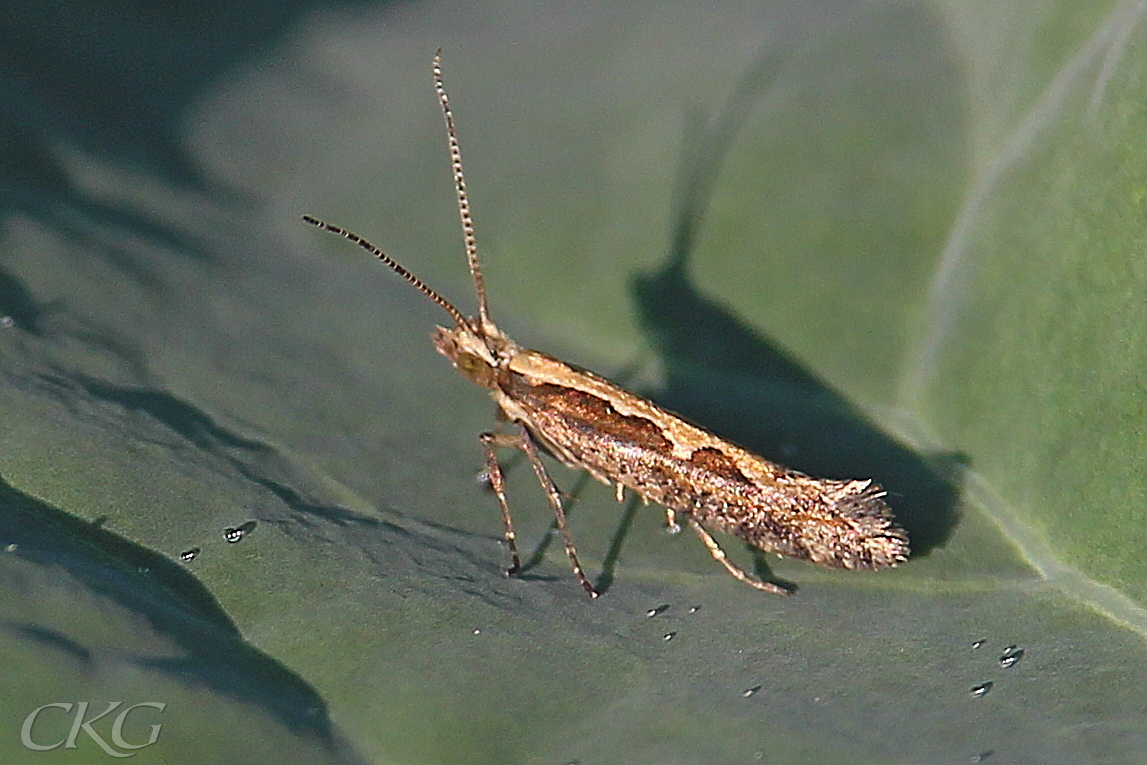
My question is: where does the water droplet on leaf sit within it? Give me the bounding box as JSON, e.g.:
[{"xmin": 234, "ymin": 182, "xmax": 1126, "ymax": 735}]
[
  {"xmin": 224, "ymin": 520, "xmax": 257, "ymax": 543},
  {"xmin": 999, "ymin": 646, "xmax": 1024, "ymax": 668}
]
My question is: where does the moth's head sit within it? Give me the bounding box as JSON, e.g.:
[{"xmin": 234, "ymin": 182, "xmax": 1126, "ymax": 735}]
[{"xmin": 433, "ymin": 321, "xmax": 513, "ymax": 390}]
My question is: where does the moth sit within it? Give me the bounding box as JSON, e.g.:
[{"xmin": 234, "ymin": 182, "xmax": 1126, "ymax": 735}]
[{"xmin": 304, "ymin": 52, "xmax": 909, "ymax": 598}]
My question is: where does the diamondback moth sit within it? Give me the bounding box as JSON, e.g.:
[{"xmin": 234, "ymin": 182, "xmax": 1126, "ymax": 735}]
[{"xmin": 303, "ymin": 51, "xmax": 909, "ymax": 598}]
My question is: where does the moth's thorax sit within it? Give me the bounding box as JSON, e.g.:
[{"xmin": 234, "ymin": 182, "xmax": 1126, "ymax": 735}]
[{"xmin": 432, "ymin": 320, "xmax": 519, "ymax": 391}]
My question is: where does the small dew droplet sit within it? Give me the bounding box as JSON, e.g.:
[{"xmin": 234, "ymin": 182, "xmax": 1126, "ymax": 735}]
[
  {"xmin": 179, "ymin": 547, "xmax": 201, "ymax": 562},
  {"xmin": 646, "ymin": 604, "xmax": 669, "ymax": 618},
  {"xmin": 971, "ymin": 750, "xmax": 995, "ymax": 762},
  {"xmin": 472, "ymin": 628, "xmax": 481, "ymax": 635},
  {"xmin": 971, "ymin": 639, "xmax": 985, "ymax": 649},
  {"xmin": 742, "ymin": 685, "xmax": 761, "ymax": 698},
  {"xmin": 0, "ymin": 316, "xmax": 14, "ymax": 329},
  {"xmin": 662, "ymin": 631, "xmax": 677, "ymax": 642},
  {"xmin": 223, "ymin": 520, "xmax": 257, "ymax": 543},
  {"xmin": 5, "ymin": 543, "xmax": 17, "ymax": 553},
  {"xmin": 137, "ymin": 565, "xmax": 151, "ymax": 574},
  {"xmin": 999, "ymin": 647, "xmax": 1024, "ymax": 668},
  {"xmin": 970, "ymin": 681, "xmax": 993, "ymax": 698},
  {"xmin": 688, "ymin": 605, "xmax": 701, "ymax": 614}
]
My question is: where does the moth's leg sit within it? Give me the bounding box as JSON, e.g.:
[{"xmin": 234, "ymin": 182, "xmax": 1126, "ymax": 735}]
[
  {"xmin": 685, "ymin": 517, "xmax": 790, "ymax": 595},
  {"xmin": 477, "ymin": 406, "xmax": 507, "ymax": 486},
  {"xmin": 478, "ymin": 406, "xmax": 523, "ymax": 488},
  {"xmin": 483, "ymin": 427, "xmax": 598, "ymax": 598},
  {"xmin": 479, "ymin": 432, "xmax": 522, "ymax": 575}
]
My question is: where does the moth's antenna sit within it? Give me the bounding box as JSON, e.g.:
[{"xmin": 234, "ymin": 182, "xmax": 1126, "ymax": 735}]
[
  {"xmin": 433, "ymin": 49, "xmax": 491, "ymax": 328},
  {"xmin": 302, "ymin": 214, "xmax": 469, "ymax": 329}
]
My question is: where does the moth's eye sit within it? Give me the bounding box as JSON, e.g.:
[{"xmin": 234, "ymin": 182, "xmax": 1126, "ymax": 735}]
[
  {"xmin": 458, "ymin": 353, "xmax": 484, "ymax": 375},
  {"xmin": 455, "ymin": 352, "xmax": 494, "ymax": 386}
]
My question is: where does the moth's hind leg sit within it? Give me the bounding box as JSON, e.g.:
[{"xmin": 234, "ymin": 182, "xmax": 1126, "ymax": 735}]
[
  {"xmin": 685, "ymin": 517, "xmax": 790, "ymax": 595},
  {"xmin": 480, "ymin": 425, "xmax": 598, "ymax": 598}
]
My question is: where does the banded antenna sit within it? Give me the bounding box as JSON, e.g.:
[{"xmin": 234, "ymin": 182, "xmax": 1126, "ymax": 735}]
[
  {"xmin": 301, "ymin": 214, "xmax": 469, "ymax": 330},
  {"xmin": 433, "ymin": 48, "xmax": 491, "ymax": 328},
  {"xmin": 301, "ymin": 51, "xmax": 493, "ymax": 334}
]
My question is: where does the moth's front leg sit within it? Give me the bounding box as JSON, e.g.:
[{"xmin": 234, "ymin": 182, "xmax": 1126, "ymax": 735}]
[
  {"xmin": 479, "ymin": 432, "xmax": 522, "ymax": 576},
  {"xmin": 481, "ymin": 425, "xmax": 599, "ymax": 598}
]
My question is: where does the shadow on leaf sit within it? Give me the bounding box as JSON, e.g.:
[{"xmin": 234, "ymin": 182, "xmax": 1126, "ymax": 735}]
[
  {"xmin": 629, "ymin": 41, "xmax": 962, "ymax": 573},
  {"xmin": 0, "ymin": 474, "xmax": 366, "ymax": 763}
]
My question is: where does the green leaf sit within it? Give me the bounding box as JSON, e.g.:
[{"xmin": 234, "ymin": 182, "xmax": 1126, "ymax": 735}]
[{"xmin": 2, "ymin": 2, "xmax": 1147, "ymax": 764}]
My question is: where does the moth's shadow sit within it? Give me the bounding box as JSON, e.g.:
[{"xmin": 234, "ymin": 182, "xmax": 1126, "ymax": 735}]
[
  {"xmin": 524, "ymin": 39, "xmax": 961, "ymax": 594},
  {"xmin": 623, "ymin": 43, "xmax": 961, "ymax": 587},
  {"xmin": 630, "ymin": 261, "xmax": 962, "ymax": 571}
]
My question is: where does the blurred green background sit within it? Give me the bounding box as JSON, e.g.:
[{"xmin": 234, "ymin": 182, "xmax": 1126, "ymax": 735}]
[{"xmin": 3, "ymin": 0, "xmax": 1147, "ymax": 763}]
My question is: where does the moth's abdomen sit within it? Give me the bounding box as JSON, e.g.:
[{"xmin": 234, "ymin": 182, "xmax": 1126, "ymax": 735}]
[
  {"xmin": 499, "ymin": 362, "xmax": 909, "ymax": 571},
  {"xmin": 711, "ymin": 477, "xmax": 909, "ymax": 571},
  {"xmin": 616, "ymin": 438, "xmax": 905, "ymax": 571}
]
